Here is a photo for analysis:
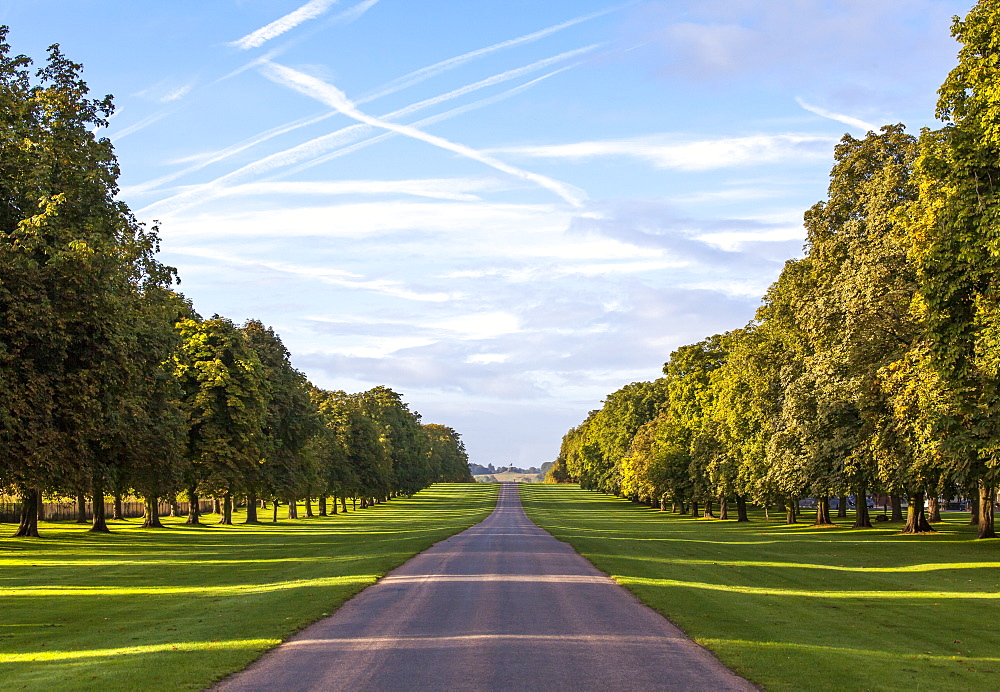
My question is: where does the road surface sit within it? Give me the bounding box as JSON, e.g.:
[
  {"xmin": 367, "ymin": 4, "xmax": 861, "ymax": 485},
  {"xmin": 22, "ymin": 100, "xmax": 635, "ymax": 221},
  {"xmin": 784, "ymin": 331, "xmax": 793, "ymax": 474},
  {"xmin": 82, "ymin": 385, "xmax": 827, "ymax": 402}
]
[{"xmin": 216, "ymin": 483, "xmax": 755, "ymax": 691}]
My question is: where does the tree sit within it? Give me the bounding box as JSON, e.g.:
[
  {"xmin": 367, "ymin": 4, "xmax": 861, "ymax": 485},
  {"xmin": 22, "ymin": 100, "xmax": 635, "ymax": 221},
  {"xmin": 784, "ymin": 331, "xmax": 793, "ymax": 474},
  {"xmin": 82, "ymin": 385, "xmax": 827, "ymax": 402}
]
[
  {"xmin": 423, "ymin": 423, "xmax": 474, "ymax": 482},
  {"xmin": 174, "ymin": 316, "xmax": 267, "ymax": 525},
  {"xmin": 911, "ymin": 1, "xmax": 1000, "ymax": 538},
  {"xmin": 242, "ymin": 320, "xmax": 320, "ymax": 523},
  {"xmin": 0, "ymin": 31, "xmax": 175, "ymax": 536}
]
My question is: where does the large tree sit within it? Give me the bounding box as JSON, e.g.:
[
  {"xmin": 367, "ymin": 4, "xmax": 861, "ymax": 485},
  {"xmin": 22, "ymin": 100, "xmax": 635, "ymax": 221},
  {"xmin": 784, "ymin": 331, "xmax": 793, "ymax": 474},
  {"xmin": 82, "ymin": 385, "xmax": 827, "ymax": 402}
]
[
  {"xmin": 0, "ymin": 31, "xmax": 175, "ymax": 536},
  {"xmin": 174, "ymin": 316, "xmax": 267, "ymax": 525},
  {"xmin": 912, "ymin": 0, "xmax": 1000, "ymax": 538}
]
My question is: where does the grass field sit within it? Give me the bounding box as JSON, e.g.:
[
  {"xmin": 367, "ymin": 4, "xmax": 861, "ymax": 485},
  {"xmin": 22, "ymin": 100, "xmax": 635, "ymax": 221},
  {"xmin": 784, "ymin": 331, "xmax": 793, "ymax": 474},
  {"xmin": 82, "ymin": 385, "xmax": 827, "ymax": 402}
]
[
  {"xmin": 520, "ymin": 483, "xmax": 1000, "ymax": 691},
  {"xmin": 0, "ymin": 483, "xmax": 497, "ymax": 690}
]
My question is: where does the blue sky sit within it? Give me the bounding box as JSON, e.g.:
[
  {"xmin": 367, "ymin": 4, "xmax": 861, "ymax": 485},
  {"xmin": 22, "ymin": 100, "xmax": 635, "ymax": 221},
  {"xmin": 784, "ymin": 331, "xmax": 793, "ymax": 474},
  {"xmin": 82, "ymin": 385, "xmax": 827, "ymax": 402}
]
[{"xmin": 1, "ymin": 0, "xmax": 975, "ymax": 466}]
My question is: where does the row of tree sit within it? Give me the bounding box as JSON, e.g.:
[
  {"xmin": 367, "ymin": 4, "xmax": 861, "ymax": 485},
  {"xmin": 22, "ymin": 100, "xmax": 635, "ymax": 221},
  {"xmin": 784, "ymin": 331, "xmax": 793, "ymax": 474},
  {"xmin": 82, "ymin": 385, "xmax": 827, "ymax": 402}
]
[
  {"xmin": 547, "ymin": 1, "xmax": 1000, "ymax": 539},
  {"xmin": 0, "ymin": 30, "xmax": 471, "ymax": 538}
]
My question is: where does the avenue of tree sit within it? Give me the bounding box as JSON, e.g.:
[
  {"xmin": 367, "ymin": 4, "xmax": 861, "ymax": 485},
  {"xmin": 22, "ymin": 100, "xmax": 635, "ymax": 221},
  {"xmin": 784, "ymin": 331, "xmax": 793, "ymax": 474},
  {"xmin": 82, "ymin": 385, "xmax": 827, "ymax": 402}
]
[
  {"xmin": 0, "ymin": 29, "xmax": 472, "ymax": 538},
  {"xmin": 547, "ymin": 1, "xmax": 1000, "ymax": 540}
]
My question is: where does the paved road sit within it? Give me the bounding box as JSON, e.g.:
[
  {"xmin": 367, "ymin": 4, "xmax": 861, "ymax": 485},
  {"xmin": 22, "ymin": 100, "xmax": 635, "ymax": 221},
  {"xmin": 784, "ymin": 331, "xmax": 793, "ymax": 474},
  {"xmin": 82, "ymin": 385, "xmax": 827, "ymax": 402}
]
[{"xmin": 216, "ymin": 483, "xmax": 755, "ymax": 691}]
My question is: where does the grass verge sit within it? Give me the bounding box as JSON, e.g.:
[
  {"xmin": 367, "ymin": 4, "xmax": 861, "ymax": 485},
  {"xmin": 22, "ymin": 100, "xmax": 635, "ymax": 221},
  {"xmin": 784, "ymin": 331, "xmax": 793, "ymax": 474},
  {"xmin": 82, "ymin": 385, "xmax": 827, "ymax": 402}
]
[
  {"xmin": 519, "ymin": 483, "xmax": 1000, "ymax": 691},
  {"xmin": 0, "ymin": 483, "xmax": 497, "ymax": 690}
]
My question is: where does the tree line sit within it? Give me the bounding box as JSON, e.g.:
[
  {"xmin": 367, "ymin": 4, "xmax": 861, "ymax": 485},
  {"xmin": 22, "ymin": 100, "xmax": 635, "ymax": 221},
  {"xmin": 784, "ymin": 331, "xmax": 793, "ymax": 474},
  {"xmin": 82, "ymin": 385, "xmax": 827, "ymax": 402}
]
[
  {"xmin": 0, "ymin": 30, "xmax": 472, "ymax": 538},
  {"xmin": 547, "ymin": 2, "xmax": 1000, "ymax": 540}
]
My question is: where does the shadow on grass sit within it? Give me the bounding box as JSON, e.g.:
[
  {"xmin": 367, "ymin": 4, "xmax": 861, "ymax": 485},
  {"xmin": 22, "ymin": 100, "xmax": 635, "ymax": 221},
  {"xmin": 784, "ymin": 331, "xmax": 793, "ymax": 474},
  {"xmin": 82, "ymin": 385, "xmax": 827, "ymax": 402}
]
[
  {"xmin": 0, "ymin": 483, "xmax": 497, "ymax": 691},
  {"xmin": 520, "ymin": 483, "xmax": 1000, "ymax": 691}
]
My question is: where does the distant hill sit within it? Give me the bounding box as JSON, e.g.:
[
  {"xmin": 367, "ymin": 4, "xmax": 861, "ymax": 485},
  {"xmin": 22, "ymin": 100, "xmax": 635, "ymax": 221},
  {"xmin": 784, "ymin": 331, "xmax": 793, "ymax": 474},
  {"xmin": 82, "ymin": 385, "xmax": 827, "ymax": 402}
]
[{"xmin": 473, "ymin": 470, "xmax": 543, "ymax": 483}]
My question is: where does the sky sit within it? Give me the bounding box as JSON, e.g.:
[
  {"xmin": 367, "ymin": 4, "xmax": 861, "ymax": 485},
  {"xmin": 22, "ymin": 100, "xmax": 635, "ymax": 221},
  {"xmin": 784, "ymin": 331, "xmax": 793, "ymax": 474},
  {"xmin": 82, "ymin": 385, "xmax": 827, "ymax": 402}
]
[{"xmin": 0, "ymin": 0, "xmax": 977, "ymax": 467}]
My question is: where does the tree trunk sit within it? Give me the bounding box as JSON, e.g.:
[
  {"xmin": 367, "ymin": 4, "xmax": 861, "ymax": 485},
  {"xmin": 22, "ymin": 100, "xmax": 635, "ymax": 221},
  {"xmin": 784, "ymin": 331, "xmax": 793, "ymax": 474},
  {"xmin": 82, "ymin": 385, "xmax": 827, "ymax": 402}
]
[
  {"xmin": 90, "ymin": 479, "xmax": 109, "ymax": 533},
  {"xmin": 341, "ymin": 495, "xmax": 348, "ymax": 513},
  {"xmin": 679, "ymin": 501, "xmax": 688, "ymax": 514},
  {"xmin": 718, "ymin": 495, "xmax": 728, "ymax": 520},
  {"xmin": 218, "ymin": 492, "xmax": 233, "ymax": 525},
  {"xmin": 245, "ymin": 492, "xmax": 259, "ymax": 523},
  {"xmin": 660, "ymin": 496, "xmax": 667, "ymax": 512},
  {"xmin": 319, "ymin": 497, "xmax": 327, "ymax": 516},
  {"xmin": 902, "ymin": 491, "xmax": 934, "ymax": 533},
  {"xmin": 814, "ymin": 496, "xmax": 832, "ymax": 526},
  {"xmin": 272, "ymin": 500, "xmax": 279, "ymax": 523},
  {"xmin": 351, "ymin": 497, "xmax": 356, "ymax": 511},
  {"xmin": 736, "ymin": 495, "xmax": 749, "ymax": 522},
  {"xmin": 169, "ymin": 497, "xmax": 180, "ymax": 517},
  {"xmin": 213, "ymin": 497, "xmax": 221, "ymax": 515},
  {"xmin": 36, "ymin": 492, "xmax": 44, "ymax": 522},
  {"xmin": 76, "ymin": 493, "xmax": 88, "ymax": 523},
  {"xmin": 927, "ymin": 496, "xmax": 941, "ymax": 523},
  {"xmin": 360, "ymin": 497, "xmax": 368, "ymax": 509},
  {"xmin": 703, "ymin": 500, "xmax": 715, "ymax": 518},
  {"xmin": 785, "ymin": 501, "xmax": 797, "ymax": 524},
  {"xmin": 331, "ymin": 496, "xmax": 339, "ymax": 514},
  {"xmin": 305, "ymin": 496, "xmax": 314, "ymax": 518},
  {"xmin": 287, "ymin": 500, "xmax": 298, "ymax": 519},
  {"xmin": 969, "ymin": 492, "xmax": 980, "ymax": 525},
  {"xmin": 13, "ymin": 489, "xmax": 40, "ymax": 537},
  {"xmin": 142, "ymin": 494, "xmax": 163, "ymax": 528},
  {"xmin": 978, "ymin": 485, "xmax": 996, "ymax": 539},
  {"xmin": 890, "ymin": 494, "xmax": 903, "ymax": 521},
  {"xmin": 112, "ymin": 492, "xmax": 124, "ymax": 520},
  {"xmin": 186, "ymin": 488, "xmax": 200, "ymax": 525},
  {"xmin": 837, "ymin": 494, "xmax": 848, "ymax": 519},
  {"xmin": 690, "ymin": 501, "xmax": 699, "ymax": 518},
  {"xmin": 853, "ymin": 487, "xmax": 872, "ymax": 528}
]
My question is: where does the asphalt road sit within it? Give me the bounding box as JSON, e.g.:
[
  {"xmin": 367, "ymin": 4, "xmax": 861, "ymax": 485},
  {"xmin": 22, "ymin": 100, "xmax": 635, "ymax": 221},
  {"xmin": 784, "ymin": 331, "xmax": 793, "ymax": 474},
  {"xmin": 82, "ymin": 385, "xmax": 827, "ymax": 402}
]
[{"xmin": 215, "ymin": 483, "xmax": 755, "ymax": 691}]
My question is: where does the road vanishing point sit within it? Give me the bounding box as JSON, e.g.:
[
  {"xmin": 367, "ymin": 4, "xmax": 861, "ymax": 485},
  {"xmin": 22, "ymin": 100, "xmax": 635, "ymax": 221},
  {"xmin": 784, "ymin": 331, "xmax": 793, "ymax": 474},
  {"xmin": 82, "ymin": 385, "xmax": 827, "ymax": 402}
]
[{"xmin": 216, "ymin": 483, "xmax": 755, "ymax": 691}]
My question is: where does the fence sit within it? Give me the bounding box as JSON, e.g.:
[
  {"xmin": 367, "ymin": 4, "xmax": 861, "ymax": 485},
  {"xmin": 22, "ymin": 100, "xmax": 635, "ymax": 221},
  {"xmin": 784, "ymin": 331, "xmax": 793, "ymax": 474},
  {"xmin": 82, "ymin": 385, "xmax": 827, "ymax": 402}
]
[{"xmin": 0, "ymin": 498, "xmax": 215, "ymax": 523}]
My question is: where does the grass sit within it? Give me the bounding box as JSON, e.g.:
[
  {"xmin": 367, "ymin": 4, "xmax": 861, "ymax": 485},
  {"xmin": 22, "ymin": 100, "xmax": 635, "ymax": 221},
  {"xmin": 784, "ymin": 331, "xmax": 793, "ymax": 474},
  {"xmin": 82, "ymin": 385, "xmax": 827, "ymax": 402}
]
[
  {"xmin": 0, "ymin": 482, "xmax": 497, "ymax": 690},
  {"xmin": 520, "ymin": 483, "xmax": 1000, "ymax": 691}
]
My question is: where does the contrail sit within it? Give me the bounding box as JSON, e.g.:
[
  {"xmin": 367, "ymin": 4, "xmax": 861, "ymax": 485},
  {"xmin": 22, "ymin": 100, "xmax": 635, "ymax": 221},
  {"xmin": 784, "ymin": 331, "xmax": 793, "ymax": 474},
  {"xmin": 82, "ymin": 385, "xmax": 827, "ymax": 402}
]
[
  {"xmin": 122, "ymin": 110, "xmax": 339, "ymax": 196},
  {"xmin": 138, "ymin": 48, "xmax": 592, "ymax": 215},
  {"xmin": 358, "ymin": 1, "xmax": 635, "ymax": 103},
  {"xmin": 260, "ymin": 61, "xmax": 585, "ymax": 207},
  {"xmin": 795, "ymin": 97, "xmax": 877, "ymax": 133},
  {"xmin": 229, "ymin": 0, "xmax": 340, "ymax": 50},
  {"xmin": 145, "ymin": 7, "xmax": 612, "ymax": 198},
  {"xmin": 279, "ymin": 67, "xmax": 575, "ymax": 180}
]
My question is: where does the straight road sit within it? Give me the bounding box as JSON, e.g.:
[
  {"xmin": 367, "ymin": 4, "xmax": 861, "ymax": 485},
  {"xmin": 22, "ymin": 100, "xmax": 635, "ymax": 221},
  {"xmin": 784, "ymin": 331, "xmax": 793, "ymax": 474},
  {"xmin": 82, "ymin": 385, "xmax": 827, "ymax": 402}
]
[{"xmin": 216, "ymin": 483, "xmax": 755, "ymax": 691}]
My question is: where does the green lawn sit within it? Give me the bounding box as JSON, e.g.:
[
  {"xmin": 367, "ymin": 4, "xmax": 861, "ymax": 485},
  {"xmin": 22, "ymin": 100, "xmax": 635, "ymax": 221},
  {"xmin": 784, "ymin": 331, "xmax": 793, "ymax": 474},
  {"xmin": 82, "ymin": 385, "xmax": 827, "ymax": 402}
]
[
  {"xmin": 520, "ymin": 483, "xmax": 1000, "ymax": 691},
  {"xmin": 0, "ymin": 483, "xmax": 497, "ymax": 690}
]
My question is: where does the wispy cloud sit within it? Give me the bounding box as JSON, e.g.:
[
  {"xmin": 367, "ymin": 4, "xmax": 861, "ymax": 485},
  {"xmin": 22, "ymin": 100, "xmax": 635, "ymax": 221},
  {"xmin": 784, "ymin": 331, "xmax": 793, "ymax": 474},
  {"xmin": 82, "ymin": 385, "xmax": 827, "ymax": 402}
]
[
  {"xmin": 494, "ymin": 134, "xmax": 836, "ymax": 171},
  {"xmin": 259, "ymin": 61, "xmax": 586, "ymax": 206},
  {"xmin": 171, "ymin": 246, "xmax": 456, "ymax": 302},
  {"xmin": 207, "ymin": 177, "xmax": 499, "ymax": 202},
  {"xmin": 795, "ymin": 97, "xmax": 878, "ymax": 133},
  {"xmin": 229, "ymin": 0, "xmax": 340, "ymax": 50}
]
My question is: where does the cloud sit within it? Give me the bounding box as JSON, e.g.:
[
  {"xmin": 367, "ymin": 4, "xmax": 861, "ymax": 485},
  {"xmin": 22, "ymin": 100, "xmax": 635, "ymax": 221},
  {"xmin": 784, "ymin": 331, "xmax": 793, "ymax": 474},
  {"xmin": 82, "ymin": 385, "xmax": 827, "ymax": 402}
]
[
  {"xmin": 494, "ymin": 134, "xmax": 836, "ymax": 171},
  {"xmin": 170, "ymin": 246, "xmax": 457, "ymax": 302},
  {"xmin": 260, "ymin": 61, "xmax": 587, "ymax": 207},
  {"xmin": 204, "ymin": 177, "xmax": 501, "ymax": 202},
  {"xmin": 229, "ymin": 0, "xmax": 340, "ymax": 50},
  {"xmin": 795, "ymin": 97, "xmax": 878, "ymax": 133},
  {"xmin": 625, "ymin": 0, "xmax": 960, "ymax": 113}
]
